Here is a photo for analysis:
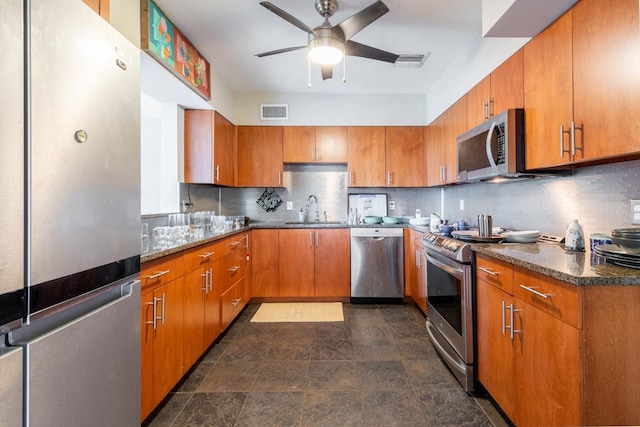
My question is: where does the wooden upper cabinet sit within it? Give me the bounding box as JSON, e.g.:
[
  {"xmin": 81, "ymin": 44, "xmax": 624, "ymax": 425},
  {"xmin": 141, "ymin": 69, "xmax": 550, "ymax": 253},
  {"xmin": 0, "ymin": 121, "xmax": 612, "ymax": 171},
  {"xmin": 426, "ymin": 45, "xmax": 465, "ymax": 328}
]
[
  {"xmin": 283, "ymin": 127, "xmax": 316, "ymax": 163},
  {"xmin": 524, "ymin": 10, "xmax": 574, "ymax": 169},
  {"xmin": 467, "ymin": 49, "xmax": 524, "ymax": 129},
  {"xmin": 466, "ymin": 76, "xmax": 491, "ymax": 129},
  {"xmin": 426, "ymin": 115, "xmax": 445, "ymax": 186},
  {"xmin": 385, "ymin": 126, "xmax": 427, "ymax": 187},
  {"xmin": 184, "ymin": 110, "xmax": 235, "ymax": 186},
  {"xmin": 283, "ymin": 126, "xmax": 347, "ymax": 163},
  {"xmin": 347, "ymin": 126, "xmax": 386, "ymax": 187},
  {"xmin": 237, "ymin": 126, "xmax": 283, "ymax": 187},
  {"xmin": 572, "ymin": 0, "xmax": 640, "ymax": 161},
  {"xmin": 82, "ymin": 0, "xmax": 109, "ymax": 21}
]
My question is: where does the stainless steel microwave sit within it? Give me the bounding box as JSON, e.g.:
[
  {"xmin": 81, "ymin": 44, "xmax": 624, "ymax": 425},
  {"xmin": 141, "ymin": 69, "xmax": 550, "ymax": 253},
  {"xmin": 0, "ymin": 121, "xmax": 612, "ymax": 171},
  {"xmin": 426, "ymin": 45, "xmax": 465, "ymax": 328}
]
[{"xmin": 456, "ymin": 109, "xmax": 525, "ymax": 182}]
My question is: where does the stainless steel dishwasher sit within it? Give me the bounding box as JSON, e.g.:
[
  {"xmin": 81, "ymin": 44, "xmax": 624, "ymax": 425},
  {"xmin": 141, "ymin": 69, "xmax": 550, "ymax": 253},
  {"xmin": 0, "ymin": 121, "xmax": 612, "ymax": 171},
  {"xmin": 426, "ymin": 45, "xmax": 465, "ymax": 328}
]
[{"xmin": 350, "ymin": 227, "xmax": 404, "ymax": 303}]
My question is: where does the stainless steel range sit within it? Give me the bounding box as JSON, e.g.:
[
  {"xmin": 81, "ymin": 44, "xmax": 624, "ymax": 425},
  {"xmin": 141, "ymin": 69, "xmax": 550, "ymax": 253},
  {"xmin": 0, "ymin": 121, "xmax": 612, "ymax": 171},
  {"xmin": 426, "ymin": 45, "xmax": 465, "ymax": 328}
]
[{"xmin": 422, "ymin": 231, "xmax": 475, "ymax": 392}]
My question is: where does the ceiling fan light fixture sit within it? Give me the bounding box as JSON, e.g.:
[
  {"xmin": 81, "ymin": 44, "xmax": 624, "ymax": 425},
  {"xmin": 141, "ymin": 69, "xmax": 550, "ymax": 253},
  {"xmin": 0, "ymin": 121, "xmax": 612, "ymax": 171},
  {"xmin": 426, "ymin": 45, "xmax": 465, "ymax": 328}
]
[{"xmin": 308, "ymin": 37, "xmax": 344, "ymax": 65}]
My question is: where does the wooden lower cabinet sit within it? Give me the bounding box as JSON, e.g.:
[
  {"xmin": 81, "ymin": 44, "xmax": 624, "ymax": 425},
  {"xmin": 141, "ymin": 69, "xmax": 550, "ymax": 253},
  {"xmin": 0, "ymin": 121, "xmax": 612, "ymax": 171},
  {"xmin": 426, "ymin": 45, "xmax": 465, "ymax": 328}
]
[
  {"xmin": 405, "ymin": 229, "xmax": 426, "ymax": 313},
  {"xmin": 251, "ymin": 229, "xmax": 279, "ymax": 297},
  {"xmin": 277, "ymin": 228, "xmax": 350, "ymax": 297},
  {"xmin": 476, "ymin": 253, "xmax": 640, "ymax": 426}
]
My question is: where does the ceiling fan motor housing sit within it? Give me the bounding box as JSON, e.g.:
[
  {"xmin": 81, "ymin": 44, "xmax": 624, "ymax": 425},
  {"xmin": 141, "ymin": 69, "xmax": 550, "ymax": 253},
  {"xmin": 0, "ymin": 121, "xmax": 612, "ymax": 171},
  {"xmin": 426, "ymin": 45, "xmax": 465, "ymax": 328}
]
[{"xmin": 315, "ymin": 0, "xmax": 338, "ymax": 17}]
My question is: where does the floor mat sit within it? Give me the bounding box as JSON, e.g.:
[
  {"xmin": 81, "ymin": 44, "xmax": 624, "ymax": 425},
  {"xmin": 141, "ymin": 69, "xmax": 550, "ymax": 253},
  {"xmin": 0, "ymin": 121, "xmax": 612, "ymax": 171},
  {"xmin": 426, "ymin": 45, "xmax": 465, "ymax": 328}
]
[{"xmin": 250, "ymin": 302, "xmax": 344, "ymax": 323}]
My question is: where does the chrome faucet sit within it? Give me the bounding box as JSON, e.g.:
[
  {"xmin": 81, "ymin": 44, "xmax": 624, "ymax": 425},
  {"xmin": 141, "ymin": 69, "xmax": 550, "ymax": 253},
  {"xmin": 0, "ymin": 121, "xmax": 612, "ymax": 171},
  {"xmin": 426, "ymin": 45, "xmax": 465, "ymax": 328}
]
[{"xmin": 305, "ymin": 195, "xmax": 319, "ymax": 221}]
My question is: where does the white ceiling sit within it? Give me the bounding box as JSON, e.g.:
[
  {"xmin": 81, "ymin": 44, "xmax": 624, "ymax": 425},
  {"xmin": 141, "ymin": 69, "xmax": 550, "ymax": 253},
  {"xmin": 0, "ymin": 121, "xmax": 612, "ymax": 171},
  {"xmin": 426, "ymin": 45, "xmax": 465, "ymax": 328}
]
[
  {"xmin": 145, "ymin": 0, "xmax": 578, "ymax": 103},
  {"xmin": 152, "ymin": 0, "xmax": 482, "ymax": 95}
]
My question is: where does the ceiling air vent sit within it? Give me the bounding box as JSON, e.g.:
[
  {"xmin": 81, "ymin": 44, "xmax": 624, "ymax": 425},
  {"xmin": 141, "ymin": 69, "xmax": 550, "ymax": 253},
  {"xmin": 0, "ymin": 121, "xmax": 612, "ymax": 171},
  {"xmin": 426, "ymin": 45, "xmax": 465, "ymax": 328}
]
[
  {"xmin": 260, "ymin": 104, "xmax": 289, "ymax": 120},
  {"xmin": 394, "ymin": 53, "xmax": 430, "ymax": 68}
]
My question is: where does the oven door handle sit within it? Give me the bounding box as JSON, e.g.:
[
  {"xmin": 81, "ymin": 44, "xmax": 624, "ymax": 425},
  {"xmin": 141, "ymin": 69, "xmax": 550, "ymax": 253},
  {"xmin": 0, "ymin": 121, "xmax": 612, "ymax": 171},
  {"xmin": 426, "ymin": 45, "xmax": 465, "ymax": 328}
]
[
  {"xmin": 426, "ymin": 320, "xmax": 467, "ymax": 373},
  {"xmin": 426, "ymin": 252, "xmax": 464, "ymax": 279}
]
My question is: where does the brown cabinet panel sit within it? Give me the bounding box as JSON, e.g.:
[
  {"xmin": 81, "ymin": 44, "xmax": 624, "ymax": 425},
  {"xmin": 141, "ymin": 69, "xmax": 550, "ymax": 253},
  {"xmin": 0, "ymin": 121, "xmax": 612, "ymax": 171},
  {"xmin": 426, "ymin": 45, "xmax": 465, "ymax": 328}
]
[
  {"xmin": 347, "ymin": 126, "xmax": 386, "ymax": 187},
  {"xmin": 283, "ymin": 126, "xmax": 316, "ymax": 163},
  {"xmin": 524, "ymin": 10, "xmax": 574, "ymax": 169},
  {"xmin": 572, "ymin": 0, "xmax": 640, "ymax": 161},
  {"xmin": 314, "ymin": 228, "xmax": 350, "ymax": 297},
  {"xmin": 82, "ymin": 0, "xmax": 109, "ymax": 21},
  {"xmin": 466, "ymin": 76, "xmax": 491, "ymax": 129},
  {"xmin": 237, "ymin": 126, "xmax": 283, "ymax": 187},
  {"xmin": 385, "ymin": 127, "xmax": 427, "ymax": 187},
  {"xmin": 476, "ymin": 254, "xmax": 514, "ymax": 295},
  {"xmin": 184, "ymin": 111, "xmax": 235, "ymax": 185},
  {"xmin": 315, "ymin": 126, "xmax": 347, "ymax": 163},
  {"xmin": 491, "ymin": 49, "xmax": 524, "ymax": 117},
  {"xmin": 406, "ymin": 229, "xmax": 426, "ymax": 313},
  {"xmin": 251, "ymin": 229, "xmax": 279, "ymax": 297},
  {"xmin": 278, "ymin": 229, "xmax": 315, "ymax": 297}
]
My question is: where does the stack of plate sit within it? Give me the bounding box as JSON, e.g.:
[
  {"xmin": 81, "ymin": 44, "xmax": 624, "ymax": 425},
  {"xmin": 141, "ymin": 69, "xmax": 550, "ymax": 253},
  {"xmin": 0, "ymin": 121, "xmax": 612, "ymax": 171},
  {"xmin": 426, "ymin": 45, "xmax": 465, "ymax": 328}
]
[
  {"xmin": 409, "ymin": 217, "xmax": 429, "ymax": 226},
  {"xmin": 610, "ymin": 228, "xmax": 640, "ymax": 255},
  {"xmin": 382, "ymin": 216, "xmax": 401, "ymax": 224},
  {"xmin": 500, "ymin": 230, "xmax": 540, "ymax": 243},
  {"xmin": 594, "ymin": 244, "xmax": 640, "ymax": 269}
]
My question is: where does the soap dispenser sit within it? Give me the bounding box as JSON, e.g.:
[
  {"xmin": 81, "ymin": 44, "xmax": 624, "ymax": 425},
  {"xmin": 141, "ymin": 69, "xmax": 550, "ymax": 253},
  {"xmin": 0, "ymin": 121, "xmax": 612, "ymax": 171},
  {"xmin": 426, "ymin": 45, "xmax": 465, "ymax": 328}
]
[
  {"xmin": 565, "ymin": 219, "xmax": 585, "ymax": 251},
  {"xmin": 298, "ymin": 208, "xmax": 305, "ymax": 223}
]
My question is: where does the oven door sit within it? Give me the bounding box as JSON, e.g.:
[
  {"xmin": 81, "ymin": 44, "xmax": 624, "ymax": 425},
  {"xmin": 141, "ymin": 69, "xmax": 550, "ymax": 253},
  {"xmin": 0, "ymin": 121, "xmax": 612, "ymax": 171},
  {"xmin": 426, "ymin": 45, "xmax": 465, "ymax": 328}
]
[{"xmin": 424, "ymin": 249, "xmax": 474, "ymax": 365}]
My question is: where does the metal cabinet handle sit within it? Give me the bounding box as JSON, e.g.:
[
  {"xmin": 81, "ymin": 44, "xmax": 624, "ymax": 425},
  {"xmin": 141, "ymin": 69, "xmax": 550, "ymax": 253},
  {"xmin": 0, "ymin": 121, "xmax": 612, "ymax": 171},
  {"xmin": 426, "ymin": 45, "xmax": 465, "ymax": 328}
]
[
  {"xmin": 501, "ymin": 301, "xmax": 507, "ymax": 335},
  {"xmin": 510, "ymin": 305, "xmax": 521, "ymax": 339},
  {"xmin": 146, "ymin": 270, "xmax": 170, "ymax": 280},
  {"xmin": 560, "ymin": 125, "xmax": 572, "ymax": 158},
  {"xmin": 278, "ymin": 171, "xmax": 282, "ymax": 186},
  {"xmin": 488, "ymin": 97, "xmax": 494, "ymax": 118},
  {"xmin": 483, "ymin": 101, "xmax": 488, "ymax": 122},
  {"xmin": 228, "ymin": 266, "xmax": 240, "ymax": 273},
  {"xmin": 309, "ymin": 231, "xmax": 313, "ymax": 248},
  {"xmin": 146, "ymin": 297, "xmax": 161, "ymax": 330},
  {"xmin": 229, "ymin": 241, "xmax": 240, "ymax": 248},
  {"xmin": 416, "ymin": 250, "xmax": 421, "ymax": 268},
  {"xmin": 316, "ymin": 147, "xmax": 320, "ymax": 161},
  {"xmin": 315, "ymin": 231, "xmax": 319, "ymax": 248},
  {"xmin": 232, "ymin": 298, "xmax": 242, "ymax": 307},
  {"xmin": 215, "ymin": 165, "xmax": 220, "ymax": 182},
  {"xmin": 519, "ymin": 284, "xmax": 550, "ymax": 299},
  {"xmin": 199, "ymin": 251, "xmax": 215, "ymax": 259},
  {"xmin": 571, "ymin": 121, "xmax": 584, "ymax": 157},
  {"xmin": 478, "ymin": 266, "xmax": 499, "ymax": 276},
  {"xmin": 160, "ymin": 293, "xmax": 166, "ymax": 325},
  {"xmin": 201, "ymin": 272, "xmax": 208, "ymax": 293},
  {"xmin": 387, "ymin": 171, "xmax": 392, "ymax": 185},
  {"xmin": 349, "ymin": 171, "xmax": 353, "ymax": 185}
]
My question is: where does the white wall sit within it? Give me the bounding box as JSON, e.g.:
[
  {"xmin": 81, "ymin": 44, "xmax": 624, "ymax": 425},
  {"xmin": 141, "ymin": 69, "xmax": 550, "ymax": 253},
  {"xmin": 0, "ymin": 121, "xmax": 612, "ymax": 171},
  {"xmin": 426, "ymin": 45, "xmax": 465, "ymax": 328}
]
[
  {"xmin": 233, "ymin": 93, "xmax": 427, "ymax": 126},
  {"xmin": 141, "ymin": 94, "xmax": 181, "ymax": 214}
]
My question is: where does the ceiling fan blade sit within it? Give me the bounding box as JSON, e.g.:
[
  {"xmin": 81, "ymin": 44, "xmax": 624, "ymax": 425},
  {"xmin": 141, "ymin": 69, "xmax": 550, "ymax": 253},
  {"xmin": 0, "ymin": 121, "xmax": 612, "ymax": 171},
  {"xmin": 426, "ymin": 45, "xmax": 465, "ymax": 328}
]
[
  {"xmin": 345, "ymin": 40, "xmax": 399, "ymax": 63},
  {"xmin": 335, "ymin": 0, "xmax": 389, "ymax": 41},
  {"xmin": 256, "ymin": 45, "xmax": 307, "ymax": 57},
  {"xmin": 260, "ymin": 2, "xmax": 318, "ymax": 36},
  {"xmin": 320, "ymin": 64, "xmax": 333, "ymax": 80}
]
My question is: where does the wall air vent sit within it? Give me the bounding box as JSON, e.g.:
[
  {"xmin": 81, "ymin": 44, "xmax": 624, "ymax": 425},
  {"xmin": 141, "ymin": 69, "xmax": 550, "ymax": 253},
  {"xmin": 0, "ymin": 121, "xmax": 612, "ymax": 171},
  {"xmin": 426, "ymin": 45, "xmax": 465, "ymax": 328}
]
[
  {"xmin": 394, "ymin": 53, "xmax": 430, "ymax": 68},
  {"xmin": 260, "ymin": 104, "xmax": 289, "ymax": 120}
]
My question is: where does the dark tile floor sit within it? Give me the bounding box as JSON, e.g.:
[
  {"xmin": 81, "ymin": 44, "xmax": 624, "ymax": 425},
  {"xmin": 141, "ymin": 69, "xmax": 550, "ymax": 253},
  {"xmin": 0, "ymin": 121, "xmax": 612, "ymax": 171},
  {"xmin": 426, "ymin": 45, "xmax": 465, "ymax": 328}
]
[{"xmin": 143, "ymin": 303, "xmax": 511, "ymax": 427}]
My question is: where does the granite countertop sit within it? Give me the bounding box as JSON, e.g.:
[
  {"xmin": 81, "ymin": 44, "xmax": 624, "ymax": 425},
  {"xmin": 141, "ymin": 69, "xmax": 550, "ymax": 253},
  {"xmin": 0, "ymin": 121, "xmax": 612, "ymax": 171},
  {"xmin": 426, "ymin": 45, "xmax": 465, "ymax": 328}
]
[
  {"xmin": 472, "ymin": 242, "xmax": 640, "ymax": 286},
  {"xmin": 142, "ymin": 222, "xmax": 424, "ymax": 263}
]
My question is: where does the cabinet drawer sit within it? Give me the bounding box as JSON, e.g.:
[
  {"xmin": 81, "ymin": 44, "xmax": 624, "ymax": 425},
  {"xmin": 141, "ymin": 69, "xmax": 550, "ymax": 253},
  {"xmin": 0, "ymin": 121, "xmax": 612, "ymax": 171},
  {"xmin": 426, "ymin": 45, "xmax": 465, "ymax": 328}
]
[
  {"xmin": 219, "ymin": 233, "xmax": 248, "ymax": 257},
  {"xmin": 221, "ymin": 278, "xmax": 246, "ymax": 329},
  {"xmin": 476, "ymin": 254, "xmax": 514, "ymax": 295},
  {"xmin": 141, "ymin": 253, "xmax": 184, "ymax": 289},
  {"xmin": 183, "ymin": 241, "xmax": 222, "ymax": 271},
  {"xmin": 221, "ymin": 248, "xmax": 246, "ymax": 292},
  {"xmin": 514, "ymin": 267, "xmax": 582, "ymax": 329}
]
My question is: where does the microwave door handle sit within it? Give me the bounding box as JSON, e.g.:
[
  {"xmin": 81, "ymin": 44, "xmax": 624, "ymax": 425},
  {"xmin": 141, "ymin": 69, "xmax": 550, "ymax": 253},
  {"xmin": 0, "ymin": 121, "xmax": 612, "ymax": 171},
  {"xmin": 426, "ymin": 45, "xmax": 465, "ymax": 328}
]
[{"xmin": 485, "ymin": 121, "xmax": 499, "ymax": 173}]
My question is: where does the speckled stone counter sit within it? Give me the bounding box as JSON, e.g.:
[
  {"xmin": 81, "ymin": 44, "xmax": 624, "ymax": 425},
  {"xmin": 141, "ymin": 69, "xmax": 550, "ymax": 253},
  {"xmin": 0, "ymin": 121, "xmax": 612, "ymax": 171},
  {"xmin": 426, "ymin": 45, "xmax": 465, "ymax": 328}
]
[
  {"xmin": 472, "ymin": 243, "xmax": 640, "ymax": 286},
  {"xmin": 142, "ymin": 222, "xmax": 424, "ymax": 263}
]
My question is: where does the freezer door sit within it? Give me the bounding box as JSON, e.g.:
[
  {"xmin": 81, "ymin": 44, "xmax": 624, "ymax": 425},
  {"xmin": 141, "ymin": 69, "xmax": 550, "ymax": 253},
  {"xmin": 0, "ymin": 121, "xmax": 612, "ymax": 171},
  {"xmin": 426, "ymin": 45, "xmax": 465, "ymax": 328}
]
[
  {"xmin": 11, "ymin": 280, "xmax": 140, "ymax": 427},
  {"xmin": 29, "ymin": 0, "xmax": 141, "ymax": 286},
  {"xmin": 0, "ymin": 0, "xmax": 25, "ymax": 330},
  {"xmin": 0, "ymin": 345, "xmax": 23, "ymax": 427}
]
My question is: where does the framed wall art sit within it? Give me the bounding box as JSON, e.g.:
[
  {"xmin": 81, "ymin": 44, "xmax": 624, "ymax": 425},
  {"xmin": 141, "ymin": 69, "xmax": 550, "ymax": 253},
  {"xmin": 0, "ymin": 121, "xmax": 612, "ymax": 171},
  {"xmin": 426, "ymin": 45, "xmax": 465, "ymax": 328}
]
[{"xmin": 141, "ymin": 0, "xmax": 211, "ymax": 100}]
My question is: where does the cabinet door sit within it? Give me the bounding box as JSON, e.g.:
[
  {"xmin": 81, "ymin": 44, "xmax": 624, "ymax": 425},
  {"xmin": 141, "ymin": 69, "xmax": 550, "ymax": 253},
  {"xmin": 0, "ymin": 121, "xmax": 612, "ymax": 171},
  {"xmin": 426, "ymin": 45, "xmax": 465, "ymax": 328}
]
[
  {"xmin": 150, "ymin": 278, "xmax": 184, "ymax": 409},
  {"xmin": 283, "ymin": 126, "xmax": 316, "ymax": 163},
  {"xmin": 315, "ymin": 126, "xmax": 347, "ymax": 163},
  {"xmin": 443, "ymin": 98, "xmax": 467, "ymax": 184},
  {"xmin": 523, "ymin": 10, "xmax": 574, "ymax": 169},
  {"xmin": 466, "ymin": 75, "xmax": 491, "ymax": 128},
  {"xmin": 237, "ymin": 126, "xmax": 283, "ymax": 187},
  {"xmin": 204, "ymin": 259, "xmax": 222, "ymax": 347},
  {"xmin": 572, "ymin": 0, "xmax": 640, "ymax": 161},
  {"xmin": 476, "ymin": 280, "xmax": 517, "ymax": 421},
  {"xmin": 213, "ymin": 112, "xmax": 235, "ymax": 186},
  {"xmin": 426, "ymin": 115, "xmax": 445, "ymax": 186},
  {"xmin": 184, "ymin": 110, "xmax": 214, "ymax": 184},
  {"xmin": 490, "ymin": 49, "xmax": 524, "ymax": 118},
  {"xmin": 516, "ymin": 301, "xmax": 583, "ymax": 427},
  {"xmin": 251, "ymin": 229, "xmax": 279, "ymax": 297},
  {"xmin": 314, "ymin": 228, "xmax": 350, "ymax": 297},
  {"xmin": 278, "ymin": 229, "xmax": 315, "ymax": 296},
  {"xmin": 385, "ymin": 126, "xmax": 427, "ymax": 187},
  {"xmin": 183, "ymin": 268, "xmax": 207, "ymax": 369},
  {"xmin": 347, "ymin": 126, "xmax": 386, "ymax": 187}
]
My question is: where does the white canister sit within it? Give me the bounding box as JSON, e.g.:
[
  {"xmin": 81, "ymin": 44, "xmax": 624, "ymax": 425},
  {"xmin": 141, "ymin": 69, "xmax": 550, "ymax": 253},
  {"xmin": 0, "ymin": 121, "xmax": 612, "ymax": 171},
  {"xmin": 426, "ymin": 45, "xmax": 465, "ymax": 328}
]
[{"xmin": 565, "ymin": 219, "xmax": 585, "ymax": 251}]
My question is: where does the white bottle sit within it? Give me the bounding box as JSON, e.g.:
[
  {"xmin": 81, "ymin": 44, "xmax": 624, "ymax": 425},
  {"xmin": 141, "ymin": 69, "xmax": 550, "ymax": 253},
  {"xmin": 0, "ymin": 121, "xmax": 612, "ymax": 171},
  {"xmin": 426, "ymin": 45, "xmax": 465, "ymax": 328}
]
[
  {"xmin": 298, "ymin": 209, "xmax": 305, "ymax": 222},
  {"xmin": 565, "ymin": 219, "xmax": 585, "ymax": 251}
]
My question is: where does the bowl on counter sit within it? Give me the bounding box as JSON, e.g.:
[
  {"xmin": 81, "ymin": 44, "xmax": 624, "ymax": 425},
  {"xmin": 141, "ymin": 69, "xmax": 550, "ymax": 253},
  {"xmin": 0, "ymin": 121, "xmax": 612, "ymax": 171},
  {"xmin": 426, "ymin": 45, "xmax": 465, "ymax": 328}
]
[
  {"xmin": 610, "ymin": 235, "xmax": 640, "ymax": 254},
  {"xmin": 409, "ymin": 217, "xmax": 429, "ymax": 226},
  {"xmin": 382, "ymin": 216, "xmax": 401, "ymax": 224},
  {"xmin": 364, "ymin": 216, "xmax": 382, "ymax": 224}
]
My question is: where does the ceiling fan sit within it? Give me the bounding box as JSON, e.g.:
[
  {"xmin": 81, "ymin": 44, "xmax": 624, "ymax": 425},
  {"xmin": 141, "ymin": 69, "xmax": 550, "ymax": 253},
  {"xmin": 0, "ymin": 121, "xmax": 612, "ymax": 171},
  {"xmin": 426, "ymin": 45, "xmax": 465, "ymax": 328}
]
[{"xmin": 256, "ymin": 0, "xmax": 399, "ymax": 81}]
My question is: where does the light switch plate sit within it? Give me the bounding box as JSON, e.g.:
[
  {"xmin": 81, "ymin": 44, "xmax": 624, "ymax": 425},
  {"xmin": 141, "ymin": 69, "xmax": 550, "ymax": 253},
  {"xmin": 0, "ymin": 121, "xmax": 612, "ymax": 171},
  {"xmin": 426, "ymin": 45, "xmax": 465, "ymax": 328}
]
[
  {"xmin": 286, "ymin": 201, "xmax": 293, "ymax": 211},
  {"xmin": 631, "ymin": 200, "xmax": 640, "ymax": 224},
  {"xmin": 389, "ymin": 201, "xmax": 395, "ymax": 211}
]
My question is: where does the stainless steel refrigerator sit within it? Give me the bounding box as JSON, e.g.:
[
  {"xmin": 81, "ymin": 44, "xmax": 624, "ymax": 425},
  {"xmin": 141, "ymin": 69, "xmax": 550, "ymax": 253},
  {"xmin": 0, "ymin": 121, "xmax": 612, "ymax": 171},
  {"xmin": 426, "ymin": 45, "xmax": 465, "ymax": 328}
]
[{"xmin": 1, "ymin": 0, "xmax": 141, "ymax": 425}]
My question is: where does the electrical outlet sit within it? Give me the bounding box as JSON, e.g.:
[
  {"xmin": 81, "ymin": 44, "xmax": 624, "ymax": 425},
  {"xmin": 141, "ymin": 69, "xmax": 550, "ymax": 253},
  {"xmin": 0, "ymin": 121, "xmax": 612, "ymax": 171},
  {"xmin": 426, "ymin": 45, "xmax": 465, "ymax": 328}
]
[
  {"xmin": 286, "ymin": 201, "xmax": 293, "ymax": 211},
  {"xmin": 389, "ymin": 201, "xmax": 395, "ymax": 211},
  {"xmin": 631, "ymin": 200, "xmax": 640, "ymax": 224},
  {"xmin": 459, "ymin": 199, "xmax": 464, "ymax": 210}
]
